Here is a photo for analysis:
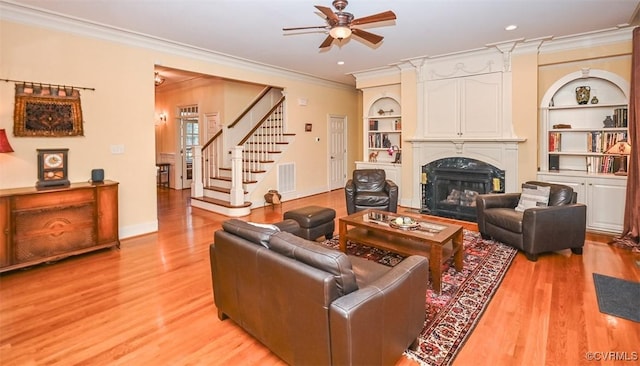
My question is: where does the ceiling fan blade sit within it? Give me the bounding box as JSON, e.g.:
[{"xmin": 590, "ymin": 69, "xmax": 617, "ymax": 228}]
[
  {"xmin": 351, "ymin": 10, "xmax": 396, "ymax": 26},
  {"xmin": 351, "ymin": 28, "xmax": 384, "ymax": 45},
  {"xmin": 283, "ymin": 25, "xmax": 328, "ymax": 31},
  {"xmin": 319, "ymin": 35, "xmax": 334, "ymax": 48},
  {"xmin": 315, "ymin": 5, "xmax": 339, "ymax": 23}
]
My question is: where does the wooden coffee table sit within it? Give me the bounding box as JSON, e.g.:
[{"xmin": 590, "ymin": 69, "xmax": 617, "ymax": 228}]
[{"xmin": 338, "ymin": 209, "xmax": 464, "ymax": 293}]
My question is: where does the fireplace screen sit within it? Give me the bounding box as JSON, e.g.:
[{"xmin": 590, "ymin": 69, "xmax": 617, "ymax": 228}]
[{"xmin": 421, "ymin": 157, "xmax": 505, "ymax": 222}]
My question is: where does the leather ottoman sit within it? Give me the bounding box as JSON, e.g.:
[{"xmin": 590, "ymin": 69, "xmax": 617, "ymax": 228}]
[{"xmin": 283, "ymin": 206, "xmax": 336, "ymax": 241}]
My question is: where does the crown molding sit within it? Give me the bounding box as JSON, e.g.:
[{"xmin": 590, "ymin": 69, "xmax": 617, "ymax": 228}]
[
  {"xmin": 539, "ymin": 27, "xmax": 634, "ymax": 54},
  {"xmin": 0, "ymin": 1, "xmax": 355, "ymax": 91}
]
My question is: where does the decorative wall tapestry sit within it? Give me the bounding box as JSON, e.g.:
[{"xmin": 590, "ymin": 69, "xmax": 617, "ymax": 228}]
[{"xmin": 13, "ymin": 83, "xmax": 84, "ymax": 137}]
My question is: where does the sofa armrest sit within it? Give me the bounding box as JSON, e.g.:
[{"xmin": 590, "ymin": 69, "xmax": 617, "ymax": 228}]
[
  {"xmin": 476, "ymin": 193, "xmax": 521, "ymax": 234},
  {"xmin": 329, "ymin": 255, "xmax": 429, "ymax": 365},
  {"xmin": 385, "ymin": 180, "xmax": 399, "ymax": 213},
  {"xmin": 522, "ymin": 203, "xmax": 587, "ymax": 254},
  {"xmin": 345, "ymin": 179, "xmax": 356, "ymax": 214}
]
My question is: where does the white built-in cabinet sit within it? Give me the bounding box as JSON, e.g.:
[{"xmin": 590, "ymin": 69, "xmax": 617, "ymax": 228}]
[
  {"xmin": 425, "ymin": 72, "xmax": 502, "ymax": 138},
  {"xmin": 537, "ymin": 69, "xmax": 629, "ymax": 233},
  {"xmin": 537, "ymin": 173, "xmax": 627, "ymax": 233}
]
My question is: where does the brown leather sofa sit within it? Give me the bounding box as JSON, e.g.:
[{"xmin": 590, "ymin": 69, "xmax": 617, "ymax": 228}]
[
  {"xmin": 210, "ymin": 219, "xmax": 429, "ymax": 365},
  {"xmin": 476, "ymin": 181, "xmax": 587, "ymax": 261},
  {"xmin": 345, "ymin": 169, "xmax": 398, "ymax": 215}
]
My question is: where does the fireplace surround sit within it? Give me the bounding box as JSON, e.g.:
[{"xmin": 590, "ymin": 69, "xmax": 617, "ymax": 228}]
[
  {"xmin": 421, "ymin": 157, "xmax": 505, "ymax": 222},
  {"xmin": 408, "ymin": 138, "xmax": 524, "ymax": 219}
]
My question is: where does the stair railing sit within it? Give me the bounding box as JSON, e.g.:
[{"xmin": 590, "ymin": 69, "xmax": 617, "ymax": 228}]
[{"xmin": 237, "ymin": 96, "xmax": 285, "ymax": 185}]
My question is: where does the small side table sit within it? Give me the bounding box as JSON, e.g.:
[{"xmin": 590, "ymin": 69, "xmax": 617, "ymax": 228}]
[{"xmin": 156, "ymin": 163, "xmax": 170, "ymax": 188}]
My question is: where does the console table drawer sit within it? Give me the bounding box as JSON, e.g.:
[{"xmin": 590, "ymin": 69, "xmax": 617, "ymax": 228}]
[{"xmin": 13, "ymin": 188, "xmax": 94, "ymax": 211}]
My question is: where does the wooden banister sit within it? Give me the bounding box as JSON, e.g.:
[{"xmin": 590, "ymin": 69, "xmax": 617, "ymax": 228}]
[{"xmin": 227, "ymin": 86, "xmax": 273, "ymax": 129}]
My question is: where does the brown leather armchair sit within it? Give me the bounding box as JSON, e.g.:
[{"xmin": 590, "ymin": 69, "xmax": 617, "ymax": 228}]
[
  {"xmin": 476, "ymin": 181, "xmax": 587, "ymax": 261},
  {"xmin": 345, "ymin": 169, "xmax": 398, "ymax": 215}
]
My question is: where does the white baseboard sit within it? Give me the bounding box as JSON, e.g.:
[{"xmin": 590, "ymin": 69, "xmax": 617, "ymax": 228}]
[{"xmin": 120, "ymin": 220, "xmax": 158, "ymax": 239}]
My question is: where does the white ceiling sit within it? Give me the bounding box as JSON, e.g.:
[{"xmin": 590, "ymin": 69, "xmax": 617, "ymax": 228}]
[{"xmin": 7, "ymin": 0, "xmax": 640, "ymax": 86}]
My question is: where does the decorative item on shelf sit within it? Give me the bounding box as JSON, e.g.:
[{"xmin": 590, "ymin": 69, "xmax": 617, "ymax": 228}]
[
  {"xmin": 590, "ymin": 96, "xmax": 599, "ymax": 104},
  {"xmin": 377, "ymin": 108, "xmax": 394, "ymax": 116},
  {"xmin": 387, "ymin": 145, "xmax": 401, "ymax": 163},
  {"xmin": 382, "ymin": 135, "xmax": 391, "ymax": 148},
  {"xmin": 0, "ymin": 129, "xmax": 14, "ymax": 153},
  {"xmin": 368, "ymin": 151, "xmax": 379, "ymax": 162},
  {"xmin": 575, "ymin": 86, "xmax": 591, "ymax": 105},
  {"xmin": 602, "ymin": 115, "xmax": 615, "ymax": 128},
  {"xmin": 387, "ymin": 144, "xmax": 399, "ymax": 156},
  {"xmin": 393, "ymin": 152, "xmax": 402, "ymax": 164},
  {"xmin": 605, "ymin": 139, "xmax": 631, "ymax": 176},
  {"xmin": 36, "ymin": 148, "xmax": 70, "ymax": 188},
  {"xmin": 552, "ymin": 124, "xmax": 572, "ymax": 129}
]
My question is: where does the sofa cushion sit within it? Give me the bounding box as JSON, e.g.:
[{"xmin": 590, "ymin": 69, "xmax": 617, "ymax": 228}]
[
  {"xmin": 222, "ymin": 219, "xmax": 279, "ymax": 248},
  {"xmin": 354, "ymin": 191, "xmax": 390, "ymax": 207},
  {"xmin": 269, "ymin": 232, "xmax": 358, "ymax": 295},
  {"xmin": 515, "ymin": 183, "xmax": 550, "ymax": 212},
  {"xmin": 484, "ymin": 208, "xmax": 524, "ymax": 233}
]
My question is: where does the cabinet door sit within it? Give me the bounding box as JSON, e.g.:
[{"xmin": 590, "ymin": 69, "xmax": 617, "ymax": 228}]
[
  {"xmin": 97, "ymin": 184, "xmax": 119, "ymax": 245},
  {"xmin": 586, "ymin": 178, "xmax": 626, "ymax": 232},
  {"xmin": 461, "ymin": 73, "xmax": 502, "ymax": 137},
  {"xmin": 425, "ymin": 78, "xmax": 459, "ymax": 137}
]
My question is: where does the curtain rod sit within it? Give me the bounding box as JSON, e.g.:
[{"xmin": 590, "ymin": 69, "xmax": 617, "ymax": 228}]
[{"xmin": 0, "ymin": 78, "xmax": 95, "ymax": 91}]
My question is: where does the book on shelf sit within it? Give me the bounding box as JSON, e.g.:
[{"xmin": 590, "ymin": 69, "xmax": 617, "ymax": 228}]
[
  {"xmin": 613, "ymin": 107, "xmax": 628, "ymax": 128},
  {"xmin": 394, "ymin": 119, "xmax": 402, "ymax": 130},
  {"xmin": 369, "ymin": 119, "xmax": 378, "ymax": 131},
  {"xmin": 585, "ymin": 155, "xmax": 619, "ymax": 174},
  {"xmin": 548, "ymin": 132, "xmax": 561, "ymax": 152},
  {"xmin": 587, "ymin": 131, "xmax": 628, "ymax": 152}
]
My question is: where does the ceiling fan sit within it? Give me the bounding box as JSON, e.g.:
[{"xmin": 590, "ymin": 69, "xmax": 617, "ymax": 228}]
[{"xmin": 282, "ymin": 0, "xmax": 396, "ymax": 48}]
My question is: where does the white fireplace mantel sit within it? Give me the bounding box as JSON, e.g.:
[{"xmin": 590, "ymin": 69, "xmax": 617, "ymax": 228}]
[{"xmin": 407, "ymin": 137, "xmax": 526, "ymax": 209}]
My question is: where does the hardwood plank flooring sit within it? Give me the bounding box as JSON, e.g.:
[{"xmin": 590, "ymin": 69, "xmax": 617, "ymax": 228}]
[{"xmin": 1, "ymin": 188, "xmax": 638, "ymax": 365}]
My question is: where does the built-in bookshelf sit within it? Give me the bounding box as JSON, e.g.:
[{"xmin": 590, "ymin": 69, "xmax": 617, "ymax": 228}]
[
  {"xmin": 365, "ymin": 97, "xmax": 402, "ymax": 164},
  {"xmin": 537, "ymin": 69, "xmax": 629, "ymax": 234},
  {"xmin": 540, "ymin": 74, "xmax": 629, "ymax": 174}
]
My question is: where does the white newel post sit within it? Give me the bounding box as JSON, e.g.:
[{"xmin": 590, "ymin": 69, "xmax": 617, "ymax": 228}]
[
  {"xmin": 230, "ymin": 146, "xmax": 244, "ymax": 206},
  {"xmin": 192, "ymin": 145, "xmax": 204, "ymax": 197}
]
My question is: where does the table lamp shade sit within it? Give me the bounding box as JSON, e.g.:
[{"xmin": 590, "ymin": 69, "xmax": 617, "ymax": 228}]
[
  {"xmin": 605, "ymin": 139, "xmax": 631, "ymax": 176},
  {"xmin": 0, "ymin": 129, "xmax": 14, "ymax": 153},
  {"xmin": 605, "ymin": 139, "xmax": 631, "ymax": 155}
]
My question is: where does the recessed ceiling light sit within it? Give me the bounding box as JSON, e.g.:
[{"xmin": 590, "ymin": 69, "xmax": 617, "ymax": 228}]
[
  {"xmin": 505, "ymin": 24, "xmax": 518, "ymax": 31},
  {"xmin": 337, "ymin": 61, "xmax": 345, "ymax": 65}
]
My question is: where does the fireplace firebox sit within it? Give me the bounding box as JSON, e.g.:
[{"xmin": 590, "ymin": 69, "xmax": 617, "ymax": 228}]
[{"xmin": 421, "ymin": 157, "xmax": 505, "ymax": 222}]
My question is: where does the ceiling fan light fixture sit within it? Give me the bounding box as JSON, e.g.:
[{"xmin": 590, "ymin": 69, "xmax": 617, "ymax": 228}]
[{"xmin": 329, "ymin": 26, "xmax": 352, "ymax": 39}]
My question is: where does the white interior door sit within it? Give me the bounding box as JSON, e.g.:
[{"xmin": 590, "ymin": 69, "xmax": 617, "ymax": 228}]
[{"xmin": 329, "ymin": 115, "xmax": 347, "ymax": 190}]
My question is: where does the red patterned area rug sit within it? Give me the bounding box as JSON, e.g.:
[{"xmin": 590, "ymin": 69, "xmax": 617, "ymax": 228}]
[{"xmin": 320, "ymin": 230, "xmax": 517, "ymax": 366}]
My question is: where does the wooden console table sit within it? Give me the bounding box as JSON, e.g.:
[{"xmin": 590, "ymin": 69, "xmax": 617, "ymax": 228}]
[{"xmin": 0, "ymin": 181, "xmax": 119, "ymax": 273}]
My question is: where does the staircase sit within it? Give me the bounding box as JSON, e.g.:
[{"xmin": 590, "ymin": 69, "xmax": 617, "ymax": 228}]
[{"xmin": 191, "ymin": 87, "xmax": 294, "ymax": 216}]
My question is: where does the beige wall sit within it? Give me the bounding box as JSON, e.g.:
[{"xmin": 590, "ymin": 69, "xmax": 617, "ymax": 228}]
[{"xmin": 0, "ymin": 19, "xmax": 359, "ymax": 237}]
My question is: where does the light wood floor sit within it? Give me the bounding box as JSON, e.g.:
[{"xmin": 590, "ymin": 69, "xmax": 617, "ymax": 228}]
[{"xmin": 1, "ymin": 188, "xmax": 639, "ymax": 365}]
